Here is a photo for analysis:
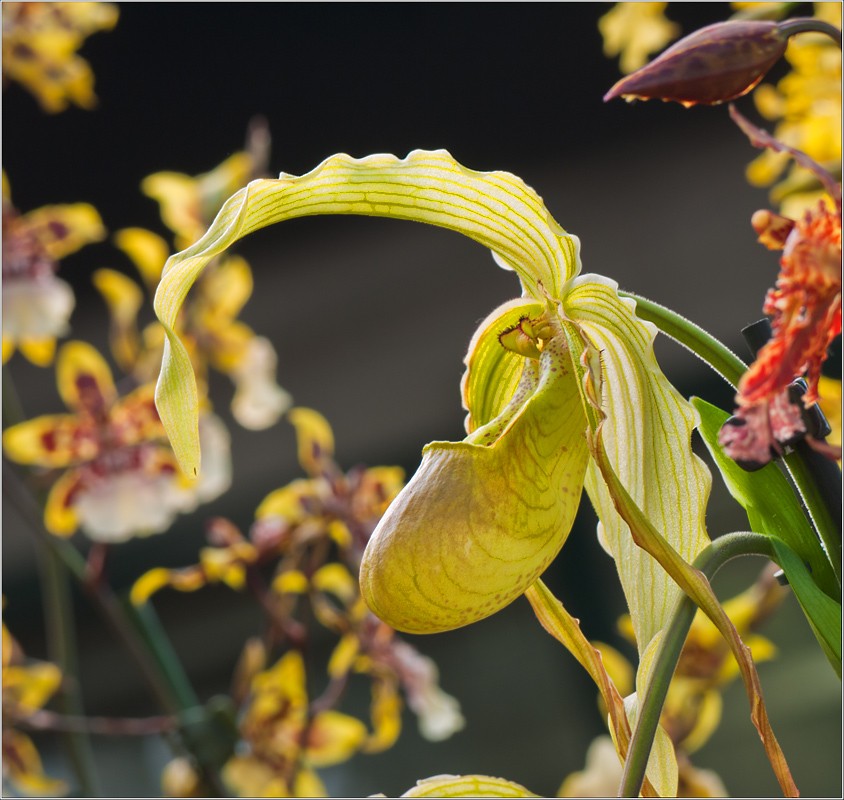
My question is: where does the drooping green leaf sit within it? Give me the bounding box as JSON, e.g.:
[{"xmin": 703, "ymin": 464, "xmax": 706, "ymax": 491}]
[
  {"xmin": 768, "ymin": 536, "xmax": 842, "ymax": 678},
  {"xmin": 691, "ymin": 397, "xmax": 838, "ymax": 599},
  {"xmin": 590, "ymin": 425, "xmax": 798, "ymax": 797}
]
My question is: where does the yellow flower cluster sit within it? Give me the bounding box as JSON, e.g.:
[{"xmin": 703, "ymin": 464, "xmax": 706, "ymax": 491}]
[
  {"xmin": 135, "ymin": 408, "xmax": 464, "ymax": 796},
  {"xmin": 743, "ymin": 2, "xmax": 842, "ymax": 215},
  {"xmin": 96, "ymin": 123, "xmax": 291, "ymax": 432}
]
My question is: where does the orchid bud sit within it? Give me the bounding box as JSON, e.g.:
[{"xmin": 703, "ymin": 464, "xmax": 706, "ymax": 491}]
[
  {"xmin": 604, "ymin": 20, "xmax": 789, "ymax": 107},
  {"xmin": 751, "ymin": 209, "xmax": 796, "ymax": 250}
]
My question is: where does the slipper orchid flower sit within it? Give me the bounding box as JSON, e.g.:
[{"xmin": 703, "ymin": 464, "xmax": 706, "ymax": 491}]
[{"xmin": 153, "ymin": 151, "xmax": 713, "ymax": 794}]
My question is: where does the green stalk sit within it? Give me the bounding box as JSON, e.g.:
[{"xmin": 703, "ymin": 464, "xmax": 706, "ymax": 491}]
[
  {"xmin": 623, "ymin": 292, "xmax": 841, "ymax": 585},
  {"xmin": 36, "ymin": 545, "xmax": 101, "ymax": 797},
  {"xmin": 3, "ymin": 464, "xmax": 227, "ymax": 795},
  {"xmin": 5, "ymin": 366, "xmax": 101, "ymax": 795},
  {"xmin": 618, "ymin": 291, "xmax": 747, "ymax": 388},
  {"xmin": 618, "ymin": 532, "xmax": 780, "ymax": 798},
  {"xmin": 776, "ymin": 17, "xmax": 843, "ymax": 47}
]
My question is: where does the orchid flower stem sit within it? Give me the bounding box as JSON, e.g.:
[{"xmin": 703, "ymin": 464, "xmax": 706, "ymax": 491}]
[
  {"xmin": 776, "ymin": 17, "xmax": 843, "ymax": 47},
  {"xmin": 619, "ymin": 531, "xmax": 777, "ymax": 798},
  {"xmin": 4, "ymin": 366, "xmax": 101, "ymax": 795},
  {"xmin": 740, "ymin": 320, "xmax": 842, "ymax": 588},
  {"xmin": 36, "ymin": 544, "xmax": 101, "ymax": 797},
  {"xmin": 618, "ymin": 292, "xmax": 747, "ymax": 388},
  {"xmin": 625, "ymin": 293, "xmax": 841, "ymax": 585},
  {"xmin": 2, "ymin": 463, "xmax": 227, "ymax": 796}
]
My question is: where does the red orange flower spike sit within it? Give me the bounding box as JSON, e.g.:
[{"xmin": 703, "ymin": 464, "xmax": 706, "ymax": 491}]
[{"xmin": 741, "ymin": 199, "xmax": 842, "ymax": 408}]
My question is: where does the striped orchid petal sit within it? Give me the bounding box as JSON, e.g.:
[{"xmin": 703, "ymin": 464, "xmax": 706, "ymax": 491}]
[
  {"xmin": 154, "ymin": 150, "xmax": 582, "ymax": 475},
  {"xmin": 564, "ymin": 274, "xmax": 712, "ymax": 651}
]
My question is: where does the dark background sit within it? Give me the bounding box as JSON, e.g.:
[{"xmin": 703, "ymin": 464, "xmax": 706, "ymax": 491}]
[{"xmin": 3, "ymin": 3, "xmax": 840, "ymax": 797}]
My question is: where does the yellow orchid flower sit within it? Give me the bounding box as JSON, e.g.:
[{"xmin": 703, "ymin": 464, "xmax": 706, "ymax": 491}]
[
  {"xmin": 746, "ymin": 2, "xmax": 841, "ymax": 211},
  {"xmin": 152, "ymin": 150, "xmax": 714, "ymax": 795},
  {"xmin": 2, "ymin": 176, "xmax": 105, "ymax": 366},
  {"xmin": 2, "ymin": 341, "xmax": 230, "ymax": 542},
  {"xmin": 142, "ymin": 119, "xmax": 270, "ymax": 251},
  {"xmin": 222, "ymin": 649, "xmax": 367, "ymax": 797},
  {"xmin": 1, "ymin": 2, "xmax": 118, "ymax": 113}
]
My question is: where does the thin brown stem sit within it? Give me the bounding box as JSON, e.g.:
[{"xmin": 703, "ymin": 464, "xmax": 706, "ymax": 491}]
[{"xmin": 16, "ymin": 709, "xmax": 177, "ymax": 736}]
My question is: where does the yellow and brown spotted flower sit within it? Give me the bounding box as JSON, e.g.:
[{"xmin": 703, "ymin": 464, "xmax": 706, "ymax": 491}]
[
  {"xmin": 720, "ymin": 107, "xmax": 842, "ymax": 464},
  {"xmin": 222, "ymin": 649, "xmax": 366, "ymax": 798},
  {"xmin": 1, "ymin": 2, "xmax": 118, "ymax": 113},
  {"xmin": 2, "ymin": 615, "xmax": 66, "ymax": 797},
  {"xmin": 2, "ymin": 175, "xmax": 105, "ymax": 366},
  {"xmin": 2, "ymin": 341, "xmax": 230, "ymax": 542}
]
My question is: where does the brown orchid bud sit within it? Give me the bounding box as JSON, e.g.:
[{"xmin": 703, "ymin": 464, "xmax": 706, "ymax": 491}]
[{"xmin": 604, "ymin": 20, "xmax": 789, "ymax": 107}]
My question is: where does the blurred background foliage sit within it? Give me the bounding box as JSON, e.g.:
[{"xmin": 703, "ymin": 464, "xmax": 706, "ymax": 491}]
[{"xmin": 3, "ymin": 3, "xmax": 840, "ymax": 797}]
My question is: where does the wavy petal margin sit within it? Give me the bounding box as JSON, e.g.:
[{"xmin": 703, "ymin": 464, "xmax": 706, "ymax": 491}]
[
  {"xmin": 154, "ymin": 150, "xmax": 581, "ymax": 475},
  {"xmin": 565, "ymin": 275, "xmax": 712, "ymax": 651}
]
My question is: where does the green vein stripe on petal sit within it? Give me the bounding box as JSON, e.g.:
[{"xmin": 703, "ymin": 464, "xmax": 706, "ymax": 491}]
[
  {"xmin": 154, "ymin": 150, "xmax": 582, "ymax": 476},
  {"xmin": 399, "ymin": 774, "xmax": 540, "ymax": 797},
  {"xmin": 565, "ymin": 275, "xmax": 712, "ymax": 651},
  {"xmin": 360, "ymin": 332, "xmax": 589, "ymax": 634}
]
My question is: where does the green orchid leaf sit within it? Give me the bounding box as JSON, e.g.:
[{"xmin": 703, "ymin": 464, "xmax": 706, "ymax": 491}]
[
  {"xmin": 154, "ymin": 150, "xmax": 582, "ymax": 476},
  {"xmin": 691, "ymin": 397, "xmax": 838, "ymax": 600},
  {"xmin": 768, "ymin": 536, "xmax": 842, "ymax": 678},
  {"xmin": 461, "ymin": 299, "xmax": 543, "ymax": 434},
  {"xmin": 566, "ymin": 276, "xmax": 712, "ymax": 651},
  {"xmin": 360, "ymin": 332, "xmax": 589, "ymax": 634}
]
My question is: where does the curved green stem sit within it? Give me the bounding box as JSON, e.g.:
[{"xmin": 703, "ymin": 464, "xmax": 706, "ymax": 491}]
[
  {"xmin": 619, "ymin": 291, "xmax": 747, "ymax": 388},
  {"xmin": 777, "ymin": 17, "xmax": 843, "ymax": 47},
  {"xmin": 624, "ymin": 293, "xmax": 841, "ymax": 586},
  {"xmin": 618, "ymin": 532, "xmax": 777, "ymax": 798}
]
